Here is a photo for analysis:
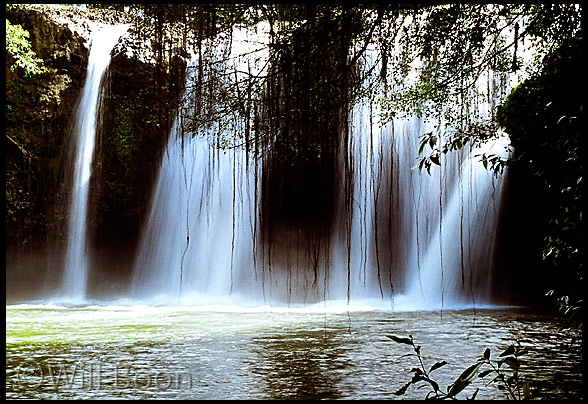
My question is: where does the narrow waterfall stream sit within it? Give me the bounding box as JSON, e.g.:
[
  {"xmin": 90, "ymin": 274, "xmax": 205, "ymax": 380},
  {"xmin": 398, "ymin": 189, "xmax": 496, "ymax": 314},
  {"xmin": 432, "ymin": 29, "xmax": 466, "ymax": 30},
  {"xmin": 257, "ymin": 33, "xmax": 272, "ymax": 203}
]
[{"xmin": 61, "ymin": 24, "xmax": 127, "ymax": 301}]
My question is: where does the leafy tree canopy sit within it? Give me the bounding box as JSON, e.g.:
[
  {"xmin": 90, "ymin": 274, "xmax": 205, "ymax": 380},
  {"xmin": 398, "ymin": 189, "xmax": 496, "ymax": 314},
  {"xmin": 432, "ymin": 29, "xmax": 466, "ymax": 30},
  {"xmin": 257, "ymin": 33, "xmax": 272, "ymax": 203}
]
[
  {"xmin": 5, "ymin": 17, "xmax": 46, "ymax": 77},
  {"xmin": 85, "ymin": 4, "xmax": 581, "ymax": 156}
]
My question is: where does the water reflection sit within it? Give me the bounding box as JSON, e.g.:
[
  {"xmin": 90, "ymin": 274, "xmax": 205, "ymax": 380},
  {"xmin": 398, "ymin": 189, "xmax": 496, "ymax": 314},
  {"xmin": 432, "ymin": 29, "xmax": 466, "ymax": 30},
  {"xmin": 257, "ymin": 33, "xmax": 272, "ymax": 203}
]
[
  {"xmin": 251, "ymin": 328, "xmax": 354, "ymax": 399},
  {"xmin": 5, "ymin": 307, "xmax": 583, "ymax": 400}
]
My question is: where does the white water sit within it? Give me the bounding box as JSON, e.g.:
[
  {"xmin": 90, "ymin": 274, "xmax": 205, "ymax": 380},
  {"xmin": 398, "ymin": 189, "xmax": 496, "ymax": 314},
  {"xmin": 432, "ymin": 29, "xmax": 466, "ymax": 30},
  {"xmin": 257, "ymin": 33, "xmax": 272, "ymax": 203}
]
[
  {"xmin": 62, "ymin": 24, "xmax": 128, "ymax": 301},
  {"xmin": 129, "ymin": 23, "xmax": 516, "ymax": 310},
  {"xmin": 324, "ymin": 92, "xmax": 510, "ymax": 310},
  {"xmin": 130, "ymin": 123, "xmax": 259, "ymax": 304},
  {"xmin": 130, "ymin": 31, "xmax": 508, "ymax": 310}
]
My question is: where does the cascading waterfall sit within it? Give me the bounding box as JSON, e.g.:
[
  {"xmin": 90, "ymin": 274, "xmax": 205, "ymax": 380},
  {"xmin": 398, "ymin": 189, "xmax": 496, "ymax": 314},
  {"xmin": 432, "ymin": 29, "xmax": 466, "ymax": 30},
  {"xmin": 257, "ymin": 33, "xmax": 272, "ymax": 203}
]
[
  {"xmin": 324, "ymin": 91, "xmax": 510, "ymax": 310},
  {"xmin": 61, "ymin": 24, "xmax": 127, "ymax": 301},
  {"xmin": 130, "ymin": 29, "xmax": 263, "ymax": 305},
  {"xmin": 380, "ymin": 114, "xmax": 510, "ymax": 310},
  {"xmin": 131, "ymin": 26, "xmax": 514, "ymax": 309},
  {"xmin": 130, "ymin": 118, "xmax": 260, "ymax": 304}
]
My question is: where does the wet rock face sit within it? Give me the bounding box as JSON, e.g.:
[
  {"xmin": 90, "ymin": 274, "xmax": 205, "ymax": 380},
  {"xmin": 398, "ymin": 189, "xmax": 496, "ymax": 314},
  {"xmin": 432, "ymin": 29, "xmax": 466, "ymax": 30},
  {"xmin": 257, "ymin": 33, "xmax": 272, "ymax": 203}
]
[
  {"xmin": 7, "ymin": 6, "xmax": 89, "ymax": 145},
  {"xmin": 90, "ymin": 44, "xmax": 187, "ymax": 256},
  {"xmin": 6, "ymin": 5, "xmax": 139, "ymax": 154},
  {"xmin": 6, "ymin": 6, "xmax": 92, "ymax": 256}
]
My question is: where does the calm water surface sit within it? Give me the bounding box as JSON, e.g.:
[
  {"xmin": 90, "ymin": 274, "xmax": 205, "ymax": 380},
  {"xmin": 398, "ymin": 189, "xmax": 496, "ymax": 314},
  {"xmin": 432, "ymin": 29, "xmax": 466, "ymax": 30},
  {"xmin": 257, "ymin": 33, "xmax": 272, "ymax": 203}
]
[{"xmin": 5, "ymin": 305, "xmax": 582, "ymax": 400}]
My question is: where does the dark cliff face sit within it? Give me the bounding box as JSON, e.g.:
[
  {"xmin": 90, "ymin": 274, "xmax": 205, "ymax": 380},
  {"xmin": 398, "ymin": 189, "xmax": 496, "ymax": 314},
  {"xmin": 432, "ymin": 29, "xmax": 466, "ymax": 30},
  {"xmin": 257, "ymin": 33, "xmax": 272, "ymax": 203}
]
[
  {"xmin": 6, "ymin": 6, "xmax": 186, "ymax": 283},
  {"xmin": 89, "ymin": 43, "xmax": 187, "ymax": 273},
  {"xmin": 6, "ymin": 6, "xmax": 90, "ymax": 258}
]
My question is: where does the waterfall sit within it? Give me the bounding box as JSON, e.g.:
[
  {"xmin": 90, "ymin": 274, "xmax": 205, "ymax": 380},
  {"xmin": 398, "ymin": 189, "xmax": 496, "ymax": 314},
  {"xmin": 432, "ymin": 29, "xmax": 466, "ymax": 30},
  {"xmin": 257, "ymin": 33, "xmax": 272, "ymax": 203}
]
[
  {"xmin": 62, "ymin": 24, "xmax": 127, "ymax": 301},
  {"xmin": 130, "ymin": 121, "xmax": 259, "ymax": 304},
  {"xmin": 130, "ymin": 28, "xmax": 263, "ymax": 305},
  {"xmin": 130, "ymin": 28, "xmax": 514, "ymax": 310},
  {"xmin": 330, "ymin": 67, "xmax": 512, "ymax": 310}
]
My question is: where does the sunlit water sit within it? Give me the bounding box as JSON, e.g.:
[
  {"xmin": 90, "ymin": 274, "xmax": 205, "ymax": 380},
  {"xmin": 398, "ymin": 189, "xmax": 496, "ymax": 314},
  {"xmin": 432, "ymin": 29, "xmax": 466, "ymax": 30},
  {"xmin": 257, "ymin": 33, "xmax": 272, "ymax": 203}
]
[
  {"xmin": 62, "ymin": 23, "xmax": 128, "ymax": 300},
  {"xmin": 5, "ymin": 305, "xmax": 582, "ymax": 400}
]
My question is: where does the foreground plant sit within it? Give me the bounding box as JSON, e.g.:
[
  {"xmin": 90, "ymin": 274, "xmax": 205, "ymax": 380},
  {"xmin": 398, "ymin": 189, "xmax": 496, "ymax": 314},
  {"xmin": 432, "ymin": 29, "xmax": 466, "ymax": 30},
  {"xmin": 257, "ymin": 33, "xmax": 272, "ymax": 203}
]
[{"xmin": 388, "ymin": 335, "xmax": 533, "ymax": 399}]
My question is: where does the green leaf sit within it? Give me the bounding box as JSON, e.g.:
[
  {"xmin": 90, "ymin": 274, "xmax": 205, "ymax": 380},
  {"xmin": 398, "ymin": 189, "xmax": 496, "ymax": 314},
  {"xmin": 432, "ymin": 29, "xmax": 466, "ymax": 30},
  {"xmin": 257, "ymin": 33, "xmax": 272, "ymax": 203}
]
[
  {"xmin": 483, "ymin": 348, "xmax": 490, "ymax": 360},
  {"xmin": 430, "ymin": 155, "xmax": 440, "ymax": 166},
  {"xmin": 457, "ymin": 362, "xmax": 483, "ymax": 383},
  {"xmin": 447, "ymin": 380, "xmax": 471, "ymax": 398},
  {"xmin": 5, "ymin": 19, "xmax": 46, "ymax": 76},
  {"xmin": 500, "ymin": 356, "xmax": 520, "ymax": 371},
  {"xmin": 452, "ymin": 363, "xmax": 481, "ymax": 389},
  {"xmin": 418, "ymin": 137, "xmax": 428, "ymax": 155},
  {"xmin": 410, "ymin": 373, "xmax": 440, "ymax": 394},
  {"xmin": 429, "ymin": 360, "xmax": 448, "ymax": 373},
  {"xmin": 478, "ymin": 369, "xmax": 493, "ymax": 378},
  {"xmin": 393, "ymin": 380, "xmax": 413, "ymax": 396},
  {"xmin": 499, "ymin": 345, "xmax": 515, "ymax": 357},
  {"xmin": 447, "ymin": 362, "xmax": 482, "ymax": 397},
  {"xmin": 386, "ymin": 335, "xmax": 413, "ymax": 345}
]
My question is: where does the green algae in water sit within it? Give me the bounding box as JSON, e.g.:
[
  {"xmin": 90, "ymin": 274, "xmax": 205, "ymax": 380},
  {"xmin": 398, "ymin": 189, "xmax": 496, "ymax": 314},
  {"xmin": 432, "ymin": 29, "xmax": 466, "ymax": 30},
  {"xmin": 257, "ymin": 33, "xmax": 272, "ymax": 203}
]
[{"xmin": 5, "ymin": 306, "xmax": 583, "ymax": 400}]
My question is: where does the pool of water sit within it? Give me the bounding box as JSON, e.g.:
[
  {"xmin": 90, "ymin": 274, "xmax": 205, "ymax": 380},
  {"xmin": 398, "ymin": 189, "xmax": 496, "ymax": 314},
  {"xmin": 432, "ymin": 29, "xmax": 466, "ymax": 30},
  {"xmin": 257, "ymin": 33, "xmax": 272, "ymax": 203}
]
[{"xmin": 5, "ymin": 304, "xmax": 582, "ymax": 399}]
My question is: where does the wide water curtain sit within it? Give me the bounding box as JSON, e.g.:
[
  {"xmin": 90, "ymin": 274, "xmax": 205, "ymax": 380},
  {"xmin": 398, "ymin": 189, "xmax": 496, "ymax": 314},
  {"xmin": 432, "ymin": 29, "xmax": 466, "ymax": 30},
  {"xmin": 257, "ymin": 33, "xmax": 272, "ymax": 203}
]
[
  {"xmin": 62, "ymin": 24, "xmax": 127, "ymax": 301},
  {"xmin": 131, "ymin": 9, "xmax": 512, "ymax": 309},
  {"xmin": 130, "ymin": 26, "xmax": 265, "ymax": 304}
]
